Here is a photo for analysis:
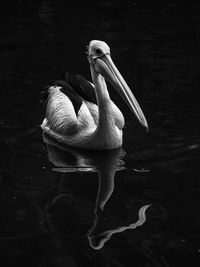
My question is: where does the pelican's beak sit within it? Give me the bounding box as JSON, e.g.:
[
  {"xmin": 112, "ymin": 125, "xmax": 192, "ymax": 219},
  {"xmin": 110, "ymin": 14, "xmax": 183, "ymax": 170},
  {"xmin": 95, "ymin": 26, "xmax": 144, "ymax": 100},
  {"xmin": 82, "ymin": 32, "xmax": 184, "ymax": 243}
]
[{"xmin": 94, "ymin": 54, "xmax": 148, "ymax": 131}]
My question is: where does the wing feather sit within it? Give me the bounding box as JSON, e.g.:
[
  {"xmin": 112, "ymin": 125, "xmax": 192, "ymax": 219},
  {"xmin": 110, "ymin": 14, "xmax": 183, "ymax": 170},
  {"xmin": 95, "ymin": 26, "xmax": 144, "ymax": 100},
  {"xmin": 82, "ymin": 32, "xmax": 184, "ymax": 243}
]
[
  {"xmin": 46, "ymin": 86, "xmax": 79, "ymax": 135},
  {"xmin": 63, "ymin": 72, "xmax": 97, "ymax": 104}
]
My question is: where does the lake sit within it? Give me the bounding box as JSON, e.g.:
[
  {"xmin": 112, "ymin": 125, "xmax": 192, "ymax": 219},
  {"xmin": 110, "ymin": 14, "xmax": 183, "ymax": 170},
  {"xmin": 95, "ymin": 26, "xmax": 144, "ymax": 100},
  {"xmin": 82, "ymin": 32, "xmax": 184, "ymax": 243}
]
[{"xmin": 0, "ymin": 1, "xmax": 200, "ymax": 266}]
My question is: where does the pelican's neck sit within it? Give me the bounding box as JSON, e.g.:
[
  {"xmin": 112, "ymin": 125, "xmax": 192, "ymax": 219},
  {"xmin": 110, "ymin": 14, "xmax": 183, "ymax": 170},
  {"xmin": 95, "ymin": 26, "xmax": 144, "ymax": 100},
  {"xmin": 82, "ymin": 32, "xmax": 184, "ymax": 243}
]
[{"xmin": 90, "ymin": 64, "xmax": 115, "ymax": 131}]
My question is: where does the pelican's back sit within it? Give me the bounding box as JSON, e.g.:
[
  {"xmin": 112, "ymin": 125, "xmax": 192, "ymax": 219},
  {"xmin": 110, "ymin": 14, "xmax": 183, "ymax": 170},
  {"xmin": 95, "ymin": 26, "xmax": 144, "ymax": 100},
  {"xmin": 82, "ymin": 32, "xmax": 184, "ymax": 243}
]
[{"xmin": 41, "ymin": 72, "xmax": 98, "ymax": 136}]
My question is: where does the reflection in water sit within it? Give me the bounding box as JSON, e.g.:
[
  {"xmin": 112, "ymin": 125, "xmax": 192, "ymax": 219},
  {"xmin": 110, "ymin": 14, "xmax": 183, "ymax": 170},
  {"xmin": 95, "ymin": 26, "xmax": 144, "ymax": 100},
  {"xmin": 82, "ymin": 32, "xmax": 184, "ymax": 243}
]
[
  {"xmin": 88, "ymin": 204, "xmax": 150, "ymax": 250},
  {"xmin": 43, "ymin": 133, "xmax": 151, "ymax": 250}
]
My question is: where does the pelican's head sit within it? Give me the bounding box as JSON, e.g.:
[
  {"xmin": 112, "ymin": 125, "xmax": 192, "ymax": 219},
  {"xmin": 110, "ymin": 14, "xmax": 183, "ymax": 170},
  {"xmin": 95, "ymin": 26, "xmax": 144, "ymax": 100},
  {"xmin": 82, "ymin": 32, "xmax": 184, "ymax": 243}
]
[
  {"xmin": 87, "ymin": 40, "xmax": 148, "ymax": 132},
  {"xmin": 88, "ymin": 40, "xmax": 111, "ymax": 59}
]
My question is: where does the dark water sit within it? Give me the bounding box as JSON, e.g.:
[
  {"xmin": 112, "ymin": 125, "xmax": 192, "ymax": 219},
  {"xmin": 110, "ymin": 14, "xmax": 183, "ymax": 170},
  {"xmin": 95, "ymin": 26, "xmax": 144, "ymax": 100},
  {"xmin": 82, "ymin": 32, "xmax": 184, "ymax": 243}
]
[{"xmin": 1, "ymin": 1, "xmax": 200, "ymax": 266}]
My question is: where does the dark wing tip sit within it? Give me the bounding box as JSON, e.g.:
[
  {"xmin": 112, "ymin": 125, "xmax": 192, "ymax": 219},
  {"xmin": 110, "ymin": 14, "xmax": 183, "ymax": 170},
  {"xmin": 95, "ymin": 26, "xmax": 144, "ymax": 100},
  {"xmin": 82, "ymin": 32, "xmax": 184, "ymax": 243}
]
[
  {"xmin": 55, "ymin": 79, "xmax": 83, "ymax": 115},
  {"xmin": 62, "ymin": 71, "xmax": 97, "ymax": 105}
]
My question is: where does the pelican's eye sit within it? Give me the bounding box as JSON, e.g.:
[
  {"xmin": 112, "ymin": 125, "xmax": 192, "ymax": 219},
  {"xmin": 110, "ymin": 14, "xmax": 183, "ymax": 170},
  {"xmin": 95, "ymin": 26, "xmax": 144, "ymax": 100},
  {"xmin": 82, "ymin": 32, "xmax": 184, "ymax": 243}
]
[{"xmin": 95, "ymin": 48, "xmax": 102, "ymax": 55}]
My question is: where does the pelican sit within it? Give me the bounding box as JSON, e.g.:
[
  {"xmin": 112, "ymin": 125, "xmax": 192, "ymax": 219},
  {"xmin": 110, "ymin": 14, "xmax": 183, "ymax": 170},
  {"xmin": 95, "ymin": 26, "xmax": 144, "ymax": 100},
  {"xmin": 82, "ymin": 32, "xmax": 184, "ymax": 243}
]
[{"xmin": 41, "ymin": 40, "xmax": 148, "ymax": 150}]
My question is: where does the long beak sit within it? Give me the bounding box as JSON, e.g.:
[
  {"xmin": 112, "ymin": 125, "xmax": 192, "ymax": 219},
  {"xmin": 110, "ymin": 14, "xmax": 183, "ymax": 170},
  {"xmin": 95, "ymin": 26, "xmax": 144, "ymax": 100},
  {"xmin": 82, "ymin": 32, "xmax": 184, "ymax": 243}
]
[{"xmin": 94, "ymin": 54, "xmax": 148, "ymax": 131}]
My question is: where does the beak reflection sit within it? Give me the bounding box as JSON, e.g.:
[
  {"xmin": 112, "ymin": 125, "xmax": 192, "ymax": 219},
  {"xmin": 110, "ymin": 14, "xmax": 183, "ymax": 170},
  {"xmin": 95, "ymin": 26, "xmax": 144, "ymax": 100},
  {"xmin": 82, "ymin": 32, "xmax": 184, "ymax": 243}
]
[{"xmin": 43, "ymin": 133, "xmax": 151, "ymax": 250}]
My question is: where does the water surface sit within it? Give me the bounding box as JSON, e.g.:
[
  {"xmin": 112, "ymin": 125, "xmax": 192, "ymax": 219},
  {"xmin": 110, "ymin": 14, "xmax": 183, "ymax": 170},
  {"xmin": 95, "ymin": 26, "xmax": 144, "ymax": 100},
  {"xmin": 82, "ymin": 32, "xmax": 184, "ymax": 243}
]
[{"xmin": 1, "ymin": 1, "xmax": 200, "ymax": 266}]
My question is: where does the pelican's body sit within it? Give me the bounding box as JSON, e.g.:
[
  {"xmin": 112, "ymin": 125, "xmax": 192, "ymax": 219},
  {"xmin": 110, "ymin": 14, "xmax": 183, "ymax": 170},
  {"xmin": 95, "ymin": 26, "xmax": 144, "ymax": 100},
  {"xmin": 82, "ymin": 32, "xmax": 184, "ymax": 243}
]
[
  {"xmin": 41, "ymin": 40, "xmax": 148, "ymax": 150},
  {"xmin": 42, "ymin": 76, "xmax": 124, "ymax": 149}
]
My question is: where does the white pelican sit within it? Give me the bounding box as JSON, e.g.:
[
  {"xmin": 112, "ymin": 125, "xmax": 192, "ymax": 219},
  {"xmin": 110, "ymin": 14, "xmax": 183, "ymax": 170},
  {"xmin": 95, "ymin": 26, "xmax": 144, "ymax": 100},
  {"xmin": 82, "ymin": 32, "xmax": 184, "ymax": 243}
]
[{"xmin": 41, "ymin": 40, "xmax": 148, "ymax": 150}]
